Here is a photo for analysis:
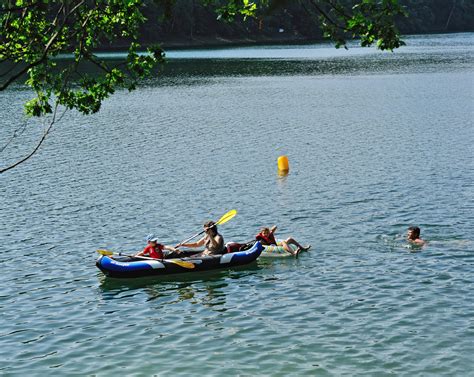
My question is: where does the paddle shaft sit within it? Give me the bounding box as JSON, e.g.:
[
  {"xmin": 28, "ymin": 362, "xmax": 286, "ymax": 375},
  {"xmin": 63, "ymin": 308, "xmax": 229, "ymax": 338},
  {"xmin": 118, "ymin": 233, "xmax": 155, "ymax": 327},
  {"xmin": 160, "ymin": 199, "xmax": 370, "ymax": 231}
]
[
  {"xmin": 177, "ymin": 209, "xmax": 237, "ymax": 246},
  {"xmin": 99, "ymin": 251, "xmax": 195, "ymax": 268},
  {"xmin": 117, "ymin": 253, "xmax": 159, "ymax": 261},
  {"xmin": 179, "ymin": 229, "xmax": 205, "ymax": 246}
]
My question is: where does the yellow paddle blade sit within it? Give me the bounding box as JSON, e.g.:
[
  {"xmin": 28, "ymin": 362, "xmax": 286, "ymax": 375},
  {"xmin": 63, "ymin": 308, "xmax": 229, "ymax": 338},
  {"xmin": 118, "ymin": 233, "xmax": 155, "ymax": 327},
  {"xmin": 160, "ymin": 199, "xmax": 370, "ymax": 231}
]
[
  {"xmin": 216, "ymin": 209, "xmax": 237, "ymax": 225},
  {"xmin": 168, "ymin": 259, "xmax": 195, "ymax": 269},
  {"xmin": 97, "ymin": 249, "xmax": 114, "ymax": 256}
]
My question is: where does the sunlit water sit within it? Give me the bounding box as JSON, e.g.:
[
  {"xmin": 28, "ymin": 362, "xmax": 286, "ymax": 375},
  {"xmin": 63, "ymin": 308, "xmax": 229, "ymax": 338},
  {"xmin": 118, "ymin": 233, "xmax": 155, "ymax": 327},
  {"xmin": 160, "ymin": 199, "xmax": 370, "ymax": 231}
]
[{"xmin": 1, "ymin": 33, "xmax": 473, "ymax": 376}]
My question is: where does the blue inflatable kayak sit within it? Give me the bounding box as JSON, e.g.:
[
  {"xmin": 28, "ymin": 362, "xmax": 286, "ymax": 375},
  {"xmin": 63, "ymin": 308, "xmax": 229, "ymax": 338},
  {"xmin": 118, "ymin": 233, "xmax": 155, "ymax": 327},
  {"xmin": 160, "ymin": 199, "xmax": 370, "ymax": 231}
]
[{"xmin": 96, "ymin": 241, "xmax": 263, "ymax": 278}]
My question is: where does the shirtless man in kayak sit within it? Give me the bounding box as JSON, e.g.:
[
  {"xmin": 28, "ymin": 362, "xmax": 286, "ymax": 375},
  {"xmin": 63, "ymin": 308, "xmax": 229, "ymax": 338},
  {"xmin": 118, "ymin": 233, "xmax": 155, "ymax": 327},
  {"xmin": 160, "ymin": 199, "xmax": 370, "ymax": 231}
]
[{"xmin": 177, "ymin": 221, "xmax": 225, "ymax": 256}]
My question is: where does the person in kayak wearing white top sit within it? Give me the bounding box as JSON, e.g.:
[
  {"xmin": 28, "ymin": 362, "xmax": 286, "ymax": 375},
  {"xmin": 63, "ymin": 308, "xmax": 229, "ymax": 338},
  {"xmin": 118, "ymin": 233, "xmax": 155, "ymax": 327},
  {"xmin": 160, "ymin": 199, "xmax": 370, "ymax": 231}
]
[{"xmin": 177, "ymin": 221, "xmax": 225, "ymax": 256}]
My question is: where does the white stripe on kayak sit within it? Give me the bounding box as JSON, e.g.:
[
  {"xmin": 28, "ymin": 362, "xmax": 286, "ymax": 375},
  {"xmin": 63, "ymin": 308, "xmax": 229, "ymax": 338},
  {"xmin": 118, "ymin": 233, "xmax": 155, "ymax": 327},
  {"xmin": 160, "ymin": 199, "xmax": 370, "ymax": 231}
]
[
  {"xmin": 144, "ymin": 260, "xmax": 165, "ymax": 269},
  {"xmin": 220, "ymin": 253, "xmax": 233, "ymax": 264}
]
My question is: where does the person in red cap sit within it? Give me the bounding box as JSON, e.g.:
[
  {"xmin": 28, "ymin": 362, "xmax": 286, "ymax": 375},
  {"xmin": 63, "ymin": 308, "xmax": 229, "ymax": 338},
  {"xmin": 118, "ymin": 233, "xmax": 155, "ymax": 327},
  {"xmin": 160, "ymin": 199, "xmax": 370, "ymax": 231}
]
[{"xmin": 135, "ymin": 234, "xmax": 179, "ymax": 259}]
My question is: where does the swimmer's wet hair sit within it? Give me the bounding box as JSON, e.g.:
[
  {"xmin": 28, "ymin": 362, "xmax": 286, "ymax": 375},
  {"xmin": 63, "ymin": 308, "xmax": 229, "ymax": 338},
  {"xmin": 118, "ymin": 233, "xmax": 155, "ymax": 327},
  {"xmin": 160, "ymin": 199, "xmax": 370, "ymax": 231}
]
[{"xmin": 408, "ymin": 226, "xmax": 421, "ymax": 237}]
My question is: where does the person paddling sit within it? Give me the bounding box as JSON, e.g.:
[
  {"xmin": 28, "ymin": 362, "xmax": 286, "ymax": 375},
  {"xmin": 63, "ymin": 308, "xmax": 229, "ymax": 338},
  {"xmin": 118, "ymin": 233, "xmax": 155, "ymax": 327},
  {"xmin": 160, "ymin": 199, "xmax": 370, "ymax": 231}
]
[
  {"xmin": 256, "ymin": 225, "xmax": 310, "ymax": 257},
  {"xmin": 135, "ymin": 234, "xmax": 179, "ymax": 259},
  {"xmin": 407, "ymin": 226, "xmax": 426, "ymax": 246},
  {"xmin": 177, "ymin": 221, "xmax": 225, "ymax": 256}
]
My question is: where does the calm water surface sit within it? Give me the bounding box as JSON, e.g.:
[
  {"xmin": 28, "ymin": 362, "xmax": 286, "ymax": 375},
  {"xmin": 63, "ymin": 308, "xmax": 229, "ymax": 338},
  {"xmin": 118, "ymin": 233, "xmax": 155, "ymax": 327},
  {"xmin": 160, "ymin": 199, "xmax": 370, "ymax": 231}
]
[{"xmin": 1, "ymin": 33, "xmax": 473, "ymax": 376}]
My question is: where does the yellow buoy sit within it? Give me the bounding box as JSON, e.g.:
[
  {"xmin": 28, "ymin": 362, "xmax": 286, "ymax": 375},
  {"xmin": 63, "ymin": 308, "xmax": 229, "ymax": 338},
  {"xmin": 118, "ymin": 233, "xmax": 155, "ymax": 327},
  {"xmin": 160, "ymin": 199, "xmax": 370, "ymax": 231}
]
[{"xmin": 277, "ymin": 155, "xmax": 289, "ymax": 173}]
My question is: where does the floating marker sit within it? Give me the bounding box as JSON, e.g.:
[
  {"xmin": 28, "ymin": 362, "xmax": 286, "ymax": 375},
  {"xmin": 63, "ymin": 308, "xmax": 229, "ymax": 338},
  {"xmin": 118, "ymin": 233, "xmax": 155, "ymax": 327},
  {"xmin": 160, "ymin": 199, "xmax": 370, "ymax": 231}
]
[{"xmin": 277, "ymin": 155, "xmax": 289, "ymax": 173}]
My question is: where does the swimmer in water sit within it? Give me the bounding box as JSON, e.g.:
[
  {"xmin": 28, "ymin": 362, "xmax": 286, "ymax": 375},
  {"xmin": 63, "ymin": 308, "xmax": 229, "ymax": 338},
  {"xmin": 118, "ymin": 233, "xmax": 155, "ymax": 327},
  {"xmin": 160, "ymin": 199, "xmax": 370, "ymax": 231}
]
[{"xmin": 407, "ymin": 226, "xmax": 426, "ymax": 246}]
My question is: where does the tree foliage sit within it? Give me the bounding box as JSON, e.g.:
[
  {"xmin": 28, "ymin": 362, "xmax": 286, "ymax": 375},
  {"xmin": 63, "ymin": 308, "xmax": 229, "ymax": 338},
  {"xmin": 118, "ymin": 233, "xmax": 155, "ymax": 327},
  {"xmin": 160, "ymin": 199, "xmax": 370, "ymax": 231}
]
[
  {"xmin": 0, "ymin": 0, "xmax": 406, "ymax": 118},
  {"xmin": 396, "ymin": 0, "xmax": 474, "ymax": 33},
  {"xmin": 197, "ymin": 0, "xmax": 406, "ymax": 50},
  {"xmin": 1, "ymin": 0, "xmax": 164, "ymax": 118},
  {"xmin": 0, "ymin": 0, "xmax": 407, "ymax": 172},
  {"xmin": 145, "ymin": 1, "xmax": 471, "ymax": 46}
]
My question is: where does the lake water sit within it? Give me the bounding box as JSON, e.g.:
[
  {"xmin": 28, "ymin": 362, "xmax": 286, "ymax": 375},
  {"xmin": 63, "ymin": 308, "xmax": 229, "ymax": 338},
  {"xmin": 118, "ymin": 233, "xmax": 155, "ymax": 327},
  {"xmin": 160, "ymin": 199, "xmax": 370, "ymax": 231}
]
[{"xmin": 1, "ymin": 33, "xmax": 473, "ymax": 376}]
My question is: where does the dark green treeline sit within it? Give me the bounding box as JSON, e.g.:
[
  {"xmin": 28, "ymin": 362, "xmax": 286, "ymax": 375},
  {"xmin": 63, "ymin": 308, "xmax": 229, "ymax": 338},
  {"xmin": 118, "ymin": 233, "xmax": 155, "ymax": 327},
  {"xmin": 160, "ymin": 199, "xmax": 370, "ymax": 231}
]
[{"xmin": 138, "ymin": 0, "xmax": 474, "ymax": 47}]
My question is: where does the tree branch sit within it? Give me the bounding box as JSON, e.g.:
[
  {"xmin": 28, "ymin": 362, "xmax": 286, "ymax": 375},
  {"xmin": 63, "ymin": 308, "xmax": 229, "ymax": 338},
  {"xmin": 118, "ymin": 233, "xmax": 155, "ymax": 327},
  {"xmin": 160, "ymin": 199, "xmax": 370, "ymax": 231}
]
[
  {"xmin": 307, "ymin": 0, "xmax": 345, "ymax": 30},
  {"xmin": 327, "ymin": 0, "xmax": 350, "ymax": 19},
  {"xmin": 0, "ymin": 58, "xmax": 45, "ymax": 91},
  {"xmin": 0, "ymin": 0, "xmax": 85, "ymax": 91},
  {"xmin": 0, "ymin": 102, "xmax": 63, "ymax": 174},
  {"xmin": 0, "ymin": 119, "xmax": 28, "ymax": 153},
  {"xmin": 0, "ymin": 2, "xmax": 39, "ymax": 13},
  {"xmin": 445, "ymin": 0, "xmax": 456, "ymax": 30}
]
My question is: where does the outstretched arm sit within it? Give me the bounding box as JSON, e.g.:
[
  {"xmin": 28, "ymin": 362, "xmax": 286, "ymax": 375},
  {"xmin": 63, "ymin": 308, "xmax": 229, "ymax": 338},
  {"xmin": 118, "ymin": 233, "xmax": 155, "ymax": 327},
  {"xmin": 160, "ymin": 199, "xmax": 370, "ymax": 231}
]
[
  {"xmin": 163, "ymin": 245, "xmax": 179, "ymax": 252},
  {"xmin": 178, "ymin": 237, "xmax": 205, "ymax": 249},
  {"xmin": 135, "ymin": 247, "xmax": 147, "ymax": 257}
]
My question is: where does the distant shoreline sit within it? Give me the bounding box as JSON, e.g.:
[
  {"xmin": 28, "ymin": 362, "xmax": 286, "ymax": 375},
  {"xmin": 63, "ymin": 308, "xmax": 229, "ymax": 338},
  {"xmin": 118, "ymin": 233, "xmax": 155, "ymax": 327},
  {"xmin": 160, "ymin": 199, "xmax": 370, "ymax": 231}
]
[
  {"xmin": 160, "ymin": 35, "xmax": 316, "ymax": 50},
  {"xmin": 102, "ymin": 35, "xmax": 318, "ymax": 52},
  {"xmin": 103, "ymin": 30, "xmax": 473, "ymax": 52}
]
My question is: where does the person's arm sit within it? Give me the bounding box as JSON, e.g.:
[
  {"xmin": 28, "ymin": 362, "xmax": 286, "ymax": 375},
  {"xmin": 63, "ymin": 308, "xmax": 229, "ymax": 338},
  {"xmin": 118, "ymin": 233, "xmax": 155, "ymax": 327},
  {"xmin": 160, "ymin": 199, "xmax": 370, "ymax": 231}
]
[
  {"xmin": 178, "ymin": 237, "xmax": 206, "ymax": 249},
  {"xmin": 270, "ymin": 225, "xmax": 277, "ymax": 234},
  {"xmin": 163, "ymin": 245, "xmax": 179, "ymax": 252},
  {"xmin": 135, "ymin": 246, "xmax": 148, "ymax": 257}
]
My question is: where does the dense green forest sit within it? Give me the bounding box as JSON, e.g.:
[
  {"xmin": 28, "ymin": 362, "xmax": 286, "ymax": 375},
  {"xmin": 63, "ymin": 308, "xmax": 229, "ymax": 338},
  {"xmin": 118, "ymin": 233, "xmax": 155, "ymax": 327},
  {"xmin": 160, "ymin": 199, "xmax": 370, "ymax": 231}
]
[{"xmin": 138, "ymin": 0, "xmax": 474, "ymax": 47}]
